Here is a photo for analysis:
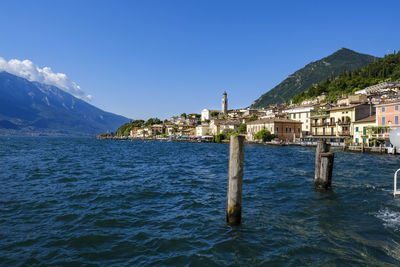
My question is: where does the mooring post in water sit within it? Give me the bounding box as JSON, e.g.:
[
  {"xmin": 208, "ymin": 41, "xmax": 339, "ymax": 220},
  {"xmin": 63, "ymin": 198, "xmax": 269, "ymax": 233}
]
[
  {"xmin": 226, "ymin": 134, "xmax": 245, "ymax": 226},
  {"xmin": 314, "ymin": 140, "xmax": 329, "ymax": 180},
  {"xmin": 361, "ymin": 142, "xmax": 365, "ymax": 153},
  {"xmin": 317, "ymin": 152, "xmax": 335, "ymax": 189},
  {"xmin": 314, "ymin": 140, "xmax": 333, "ymax": 189}
]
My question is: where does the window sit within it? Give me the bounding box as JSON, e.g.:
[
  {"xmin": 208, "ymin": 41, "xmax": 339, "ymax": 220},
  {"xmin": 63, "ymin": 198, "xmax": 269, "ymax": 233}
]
[
  {"xmin": 355, "ymin": 127, "xmax": 359, "ymax": 132},
  {"xmin": 363, "ymin": 127, "xmax": 366, "ymax": 135},
  {"xmin": 293, "ymin": 114, "xmax": 296, "ymax": 119},
  {"xmin": 382, "ymin": 117, "xmax": 386, "ymax": 126},
  {"xmin": 396, "ymin": 105, "xmax": 399, "ymax": 111},
  {"xmin": 355, "ymin": 138, "xmax": 359, "ymax": 143},
  {"xmin": 299, "ymin": 113, "xmax": 301, "ymax": 119},
  {"xmin": 396, "ymin": 116, "xmax": 399, "ymax": 125},
  {"xmin": 276, "ymin": 127, "xmax": 279, "ymax": 132},
  {"xmin": 298, "ymin": 128, "xmax": 300, "ymax": 133},
  {"xmin": 382, "ymin": 107, "xmax": 386, "ymax": 112}
]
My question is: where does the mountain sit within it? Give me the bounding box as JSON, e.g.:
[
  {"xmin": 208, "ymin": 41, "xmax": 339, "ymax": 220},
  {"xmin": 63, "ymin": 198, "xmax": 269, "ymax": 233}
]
[
  {"xmin": 0, "ymin": 71, "xmax": 130, "ymax": 136},
  {"xmin": 292, "ymin": 51, "xmax": 400, "ymax": 103},
  {"xmin": 251, "ymin": 48, "xmax": 376, "ymax": 108}
]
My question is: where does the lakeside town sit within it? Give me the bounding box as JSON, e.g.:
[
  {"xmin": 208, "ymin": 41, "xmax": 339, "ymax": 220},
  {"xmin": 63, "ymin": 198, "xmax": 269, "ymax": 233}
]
[{"xmin": 99, "ymin": 81, "xmax": 400, "ymax": 154}]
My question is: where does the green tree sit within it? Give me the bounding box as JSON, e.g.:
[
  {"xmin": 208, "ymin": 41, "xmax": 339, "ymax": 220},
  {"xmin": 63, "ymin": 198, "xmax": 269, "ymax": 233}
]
[
  {"xmin": 245, "ymin": 114, "xmax": 258, "ymax": 123},
  {"xmin": 221, "ymin": 128, "xmax": 238, "ymax": 140},
  {"xmin": 213, "ymin": 133, "xmax": 224, "ymax": 143},
  {"xmin": 115, "ymin": 119, "xmax": 147, "ymax": 136},
  {"xmin": 144, "ymin": 118, "xmax": 161, "ymax": 126},
  {"xmin": 254, "ymin": 129, "xmax": 276, "ymax": 142},
  {"xmin": 210, "ymin": 111, "xmax": 220, "ymax": 118},
  {"xmin": 180, "ymin": 113, "xmax": 187, "ymax": 118},
  {"xmin": 238, "ymin": 123, "xmax": 247, "ymax": 134}
]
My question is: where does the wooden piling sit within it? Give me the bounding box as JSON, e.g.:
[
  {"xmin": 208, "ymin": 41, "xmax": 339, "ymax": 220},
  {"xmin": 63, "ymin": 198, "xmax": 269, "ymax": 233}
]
[
  {"xmin": 361, "ymin": 142, "xmax": 365, "ymax": 153},
  {"xmin": 226, "ymin": 134, "xmax": 245, "ymax": 225},
  {"xmin": 314, "ymin": 140, "xmax": 329, "ymax": 181},
  {"xmin": 315, "ymin": 152, "xmax": 335, "ymax": 189},
  {"xmin": 314, "ymin": 140, "xmax": 334, "ymax": 189}
]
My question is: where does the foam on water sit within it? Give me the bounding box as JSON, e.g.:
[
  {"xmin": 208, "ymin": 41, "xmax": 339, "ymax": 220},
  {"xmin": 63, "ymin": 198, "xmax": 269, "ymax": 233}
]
[{"xmin": 376, "ymin": 208, "xmax": 400, "ymax": 231}]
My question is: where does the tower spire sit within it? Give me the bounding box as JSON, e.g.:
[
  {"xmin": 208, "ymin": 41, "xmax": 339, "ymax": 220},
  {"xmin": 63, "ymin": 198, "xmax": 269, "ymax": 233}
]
[{"xmin": 222, "ymin": 91, "xmax": 228, "ymax": 114}]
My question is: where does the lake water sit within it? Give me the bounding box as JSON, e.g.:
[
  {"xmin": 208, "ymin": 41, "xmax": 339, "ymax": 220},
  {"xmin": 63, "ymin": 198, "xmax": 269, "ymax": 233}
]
[{"xmin": 1, "ymin": 137, "xmax": 400, "ymax": 265}]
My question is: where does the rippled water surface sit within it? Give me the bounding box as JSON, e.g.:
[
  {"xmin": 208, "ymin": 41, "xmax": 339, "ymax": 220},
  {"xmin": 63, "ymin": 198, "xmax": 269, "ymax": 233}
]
[{"xmin": 2, "ymin": 137, "xmax": 400, "ymax": 265}]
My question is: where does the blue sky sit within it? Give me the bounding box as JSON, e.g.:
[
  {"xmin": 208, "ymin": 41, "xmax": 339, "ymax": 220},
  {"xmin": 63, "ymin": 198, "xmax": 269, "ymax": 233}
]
[{"xmin": 0, "ymin": 0, "xmax": 399, "ymax": 120}]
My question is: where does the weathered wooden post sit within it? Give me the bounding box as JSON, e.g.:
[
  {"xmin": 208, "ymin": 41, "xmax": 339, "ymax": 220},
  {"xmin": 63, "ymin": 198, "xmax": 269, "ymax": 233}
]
[
  {"xmin": 314, "ymin": 140, "xmax": 334, "ymax": 189},
  {"xmin": 361, "ymin": 142, "xmax": 365, "ymax": 153},
  {"xmin": 226, "ymin": 134, "xmax": 245, "ymax": 225},
  {"xmin": 314, "ymin": 140, "xmax": 329, "ymax": 181},
  {"xmin": 317, "ymin": 152, "xmax": 335, "ymax": 189}
]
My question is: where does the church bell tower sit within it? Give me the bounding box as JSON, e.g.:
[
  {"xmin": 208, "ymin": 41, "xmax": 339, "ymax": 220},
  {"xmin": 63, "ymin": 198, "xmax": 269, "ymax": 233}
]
[{"xmin": 222, "ymin": 91, "xmax": 228, "ymax": 114}]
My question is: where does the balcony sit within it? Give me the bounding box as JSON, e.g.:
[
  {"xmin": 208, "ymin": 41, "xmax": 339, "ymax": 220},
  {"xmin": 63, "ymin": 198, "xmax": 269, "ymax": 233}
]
[
  {"xmin": 311, "ymin": 122, "xmax": 329, "ymax": 127},
  {"xmin": 312, "ymin": 133, "xmax": 336, "ymax": 136},
  {"xmin": 337, "ymin": 120, "xmax": 351, "ymax": 126},
  {"xmin": 338, "ymin": 131, "xmax": 350, "ymax": 136},
  {"xmin": 371, "ymin": 133, "xmax": 390, "ymax": 139}
]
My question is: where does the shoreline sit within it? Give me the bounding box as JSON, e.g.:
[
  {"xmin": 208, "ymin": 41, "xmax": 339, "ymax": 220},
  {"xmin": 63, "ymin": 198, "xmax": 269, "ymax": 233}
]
[{"xmin": 96, "ymin": 135, "xmax": 397, "ymax": 154}]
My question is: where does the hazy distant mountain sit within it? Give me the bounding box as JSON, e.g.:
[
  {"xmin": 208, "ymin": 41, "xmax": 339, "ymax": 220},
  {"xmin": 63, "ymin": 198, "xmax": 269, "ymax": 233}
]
[
  {"xmin": 0, "ymin": 71, "xmax": 130, "ymax": 136},
  {"xmin": 251, "ymin": 48, "xmax": 376, "ymax": 108}
]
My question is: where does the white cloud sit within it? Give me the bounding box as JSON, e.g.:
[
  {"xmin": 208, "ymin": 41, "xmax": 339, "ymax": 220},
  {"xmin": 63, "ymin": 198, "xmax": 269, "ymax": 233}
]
[{"xmin": 0, "ymin": 57, "xmax": 92, "ymax": 101}]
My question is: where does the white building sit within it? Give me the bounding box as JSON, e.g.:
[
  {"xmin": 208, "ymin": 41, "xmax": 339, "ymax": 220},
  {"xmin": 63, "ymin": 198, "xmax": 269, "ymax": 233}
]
[
  {"xmin": 196, "ymin": 124, "xmax": 210, "ymax": 137},
  {"xmin": 283, "ymin": 105, "xmax": 314, "ymax": 136},
  {"xmin": 201, "ymin": 109, "xmax": 221, "ymax": 121}
]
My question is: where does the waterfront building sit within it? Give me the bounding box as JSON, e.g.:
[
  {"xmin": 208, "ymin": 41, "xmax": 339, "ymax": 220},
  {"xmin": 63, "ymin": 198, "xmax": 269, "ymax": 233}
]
[
  {"xmin": 164, "ymin": 123, "xmax": 176, "ymax": 136},
  {"xmin": 132, "ymin": 128, "xmax": 148, "ymax": 138},
  {"xmin": 310, "ymin": 103, "xmax": 374, "ymax": 141},
  {"xmin": 208, "ymin": 118, "xmax": 241, "ymax": 135},
  {"xmin": 130, "ymin": 127, "xmax": 139, "ymax": 137},
  {"xmin": 196, "ymin": 124, "xmax": 210, "ymax": 137},
  {"xmin": 209, "ymin": 119, "xmax": 222, "ymax": 135},
  {"xmin": 151, "ymin": 124, "xmax": 164, "ymax": 136},
  {"xmin": 283, "ymin": 105, "xmax": 314, "ymax": 136},
  {"xmin": 352, "ymin": 115, "xmax": 376, "ymax": 144},
  {"xmin": 374, "ymin": 100, "xmax": 400, "ymax": 142},
  {"xmin": 246, "ymin": 118, "xmax": 302, "ymax": 142},
  {"xmin": 176, "ymin": 127, "xmax": 196, "ymax": 137},
  {"xmin": 219, "ymin": 119, "xmax": 241, "ymax": 133}
]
